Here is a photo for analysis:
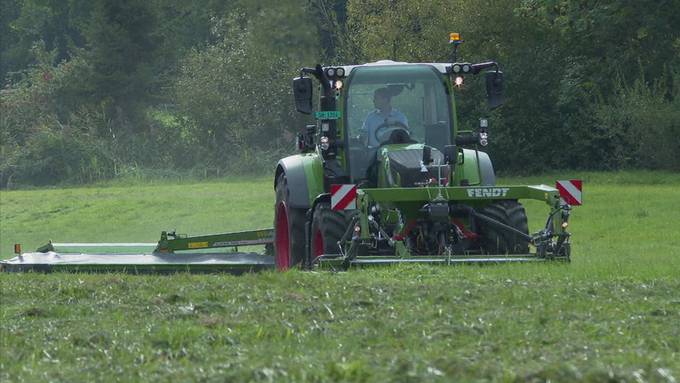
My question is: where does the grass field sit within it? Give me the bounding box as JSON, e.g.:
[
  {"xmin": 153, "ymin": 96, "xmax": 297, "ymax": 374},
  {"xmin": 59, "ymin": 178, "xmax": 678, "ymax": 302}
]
[{"xmin": 1, "ymin": 172, "xmax": 679, "ymax": 382}]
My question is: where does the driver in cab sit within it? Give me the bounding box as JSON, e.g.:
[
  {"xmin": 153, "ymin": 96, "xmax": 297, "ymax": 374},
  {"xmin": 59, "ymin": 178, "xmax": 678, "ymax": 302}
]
[{"xmin": 361, "ymin": 87, "xmax": 409, "ymax": 147}]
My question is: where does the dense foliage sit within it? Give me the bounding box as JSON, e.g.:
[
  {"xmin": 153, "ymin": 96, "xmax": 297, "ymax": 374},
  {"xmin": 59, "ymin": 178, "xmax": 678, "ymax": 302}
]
[{"xmin": 1, "ymin": 0, "xmax": 679, "ymax": 187}]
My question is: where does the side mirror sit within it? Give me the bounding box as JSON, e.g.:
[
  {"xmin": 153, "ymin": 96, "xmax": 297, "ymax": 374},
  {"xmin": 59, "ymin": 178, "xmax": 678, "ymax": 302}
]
[
  {"xmin": 293, "ymin": 77, "xmax": 313, "ymax": 114},
  {"xmin": 485, "ymin": 71, "xmax": 503, "ymax": 109}
]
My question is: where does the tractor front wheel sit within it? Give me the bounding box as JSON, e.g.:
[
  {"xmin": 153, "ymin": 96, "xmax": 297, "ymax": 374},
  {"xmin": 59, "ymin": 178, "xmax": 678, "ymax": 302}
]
[
  {"xmin": 310, "ymin": 203, "xmax": 347, "ymax": 266},
  {"xmin": 477, "ymin": 200, "xmax": 529, "ymax": 254},
  {"xmin": 274, "ymin": 173, "xmax": 306, "ymax": 270}
]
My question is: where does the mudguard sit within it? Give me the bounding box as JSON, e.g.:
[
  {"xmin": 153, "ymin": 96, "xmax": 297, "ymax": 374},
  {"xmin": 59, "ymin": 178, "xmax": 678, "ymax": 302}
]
[
  {"xmin": 274, "ymin": 153, "xmax": 324, "ymax": 209},
  {"xmin": 477, "ymin": 150, "xmax": 496, "ymax": 186},
  {"xmin": 459, "ymin": 149, "xmax": 496, "ymax": 186}
]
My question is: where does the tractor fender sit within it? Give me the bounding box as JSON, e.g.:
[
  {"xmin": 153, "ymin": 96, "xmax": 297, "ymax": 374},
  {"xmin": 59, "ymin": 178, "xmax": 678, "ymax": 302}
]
[
  {"xmin": 274, "ymin": 154, "xmax": 324, "ymax": 209},
  {"xmin": 460, "ymin": 149, "xmax": 496, "ymax": 186},
  {"xmin": 478, "ymin": 151, "xmax": 496, "ymax": 186}
]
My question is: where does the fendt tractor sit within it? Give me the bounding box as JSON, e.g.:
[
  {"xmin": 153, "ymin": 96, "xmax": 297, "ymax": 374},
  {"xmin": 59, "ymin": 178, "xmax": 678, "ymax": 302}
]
[
  {"xmin": 273, "ymin": 34, "xmax": 573, "ymax": 271},
  {"xmin": 2, "ymin": 34, "xmax": 576, "ymax": 273}
]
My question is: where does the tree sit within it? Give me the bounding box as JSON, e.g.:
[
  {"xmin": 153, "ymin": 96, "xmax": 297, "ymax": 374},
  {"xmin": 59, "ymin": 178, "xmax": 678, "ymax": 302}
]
[
  {"xmin": 80, "ymin": 0, "xmax": 158, "ymax": 119},
  {"xmin": 173, "ymin": 1, "xmax": 321, "ymax": 170}
]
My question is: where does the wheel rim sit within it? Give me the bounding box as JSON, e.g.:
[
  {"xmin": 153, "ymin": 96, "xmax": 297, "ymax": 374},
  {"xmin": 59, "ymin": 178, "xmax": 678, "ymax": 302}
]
[
  {"xmin": 313, "ymin": 229, "xmax": 324, "ymax": 261},
  {"xmin": 275, "ymin": 202, "xmax": 290, "ymax": 270}
]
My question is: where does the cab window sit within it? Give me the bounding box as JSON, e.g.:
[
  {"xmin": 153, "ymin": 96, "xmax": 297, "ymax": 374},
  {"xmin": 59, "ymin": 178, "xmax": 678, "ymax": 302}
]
[{"xmin": 345, "ymin": 65, "xmax": 451, "ymax": 181}]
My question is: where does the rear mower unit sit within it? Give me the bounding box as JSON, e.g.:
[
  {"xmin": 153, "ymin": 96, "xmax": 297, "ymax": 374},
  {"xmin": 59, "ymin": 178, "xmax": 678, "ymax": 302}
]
[{"xmin": 2, "ymin": 34, "xmax": 579, "ymax": 274}]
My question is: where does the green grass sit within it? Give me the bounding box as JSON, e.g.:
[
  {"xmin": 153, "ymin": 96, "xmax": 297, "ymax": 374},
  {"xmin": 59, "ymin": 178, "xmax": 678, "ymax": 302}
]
[{"xmin": 1, "ymin": 172, "xmax": 679, "ymax": 382}]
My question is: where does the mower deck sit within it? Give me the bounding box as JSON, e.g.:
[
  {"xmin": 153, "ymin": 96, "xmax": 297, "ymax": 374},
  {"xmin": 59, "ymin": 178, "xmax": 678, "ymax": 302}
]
[
  {"xmin": 0, "ymin": 251, "xmax": 274, "ymax": 274},
  {"xmin": 2, "ymin": 229, "xmax": 277, "ymax": 274}
]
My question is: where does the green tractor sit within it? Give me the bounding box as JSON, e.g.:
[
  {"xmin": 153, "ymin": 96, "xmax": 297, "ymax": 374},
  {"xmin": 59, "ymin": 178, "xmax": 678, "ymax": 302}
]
[{"xmin": 273, "ymin": 38, "xmax": 573, "ymax": 270}]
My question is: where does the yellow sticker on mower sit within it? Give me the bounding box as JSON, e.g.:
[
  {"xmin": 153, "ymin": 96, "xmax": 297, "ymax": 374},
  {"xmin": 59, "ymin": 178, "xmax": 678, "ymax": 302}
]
[{"xmin": 188, "ymin": 241, "xmax": 209, "ymax": 249}]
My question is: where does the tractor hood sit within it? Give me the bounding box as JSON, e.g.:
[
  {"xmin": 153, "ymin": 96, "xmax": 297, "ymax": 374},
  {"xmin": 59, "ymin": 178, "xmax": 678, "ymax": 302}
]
[{"xmin": 377, "ymin": 144, "xmax": 449, "ymax": 187}]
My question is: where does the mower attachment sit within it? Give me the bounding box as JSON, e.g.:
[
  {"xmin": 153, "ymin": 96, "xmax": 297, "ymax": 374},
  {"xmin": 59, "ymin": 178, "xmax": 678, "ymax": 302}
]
[
  {"xmin": 1, "ymin": 229, "xmax": 275, "ymax": 274},
  {"xmin": 307, "ymin": 183, "xmax": 573, "ymax": 271}
]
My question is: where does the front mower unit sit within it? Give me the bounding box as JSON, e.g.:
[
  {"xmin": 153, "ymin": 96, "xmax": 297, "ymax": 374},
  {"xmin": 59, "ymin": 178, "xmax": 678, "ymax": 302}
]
[{"xmin": 310, "ymin": 183, "xmax": 572, "ymax": 271}]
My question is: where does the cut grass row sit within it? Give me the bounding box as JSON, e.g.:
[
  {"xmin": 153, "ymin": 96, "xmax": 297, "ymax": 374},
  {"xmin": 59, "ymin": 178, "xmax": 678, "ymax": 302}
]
[{"xmin": 1, "ymin": 171, "xmax": 679, "ymax": 381}]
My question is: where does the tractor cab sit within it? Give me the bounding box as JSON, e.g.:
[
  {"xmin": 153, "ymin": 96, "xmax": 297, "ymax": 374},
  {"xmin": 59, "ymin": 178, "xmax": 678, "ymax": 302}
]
[
  {"xmin": 344, "ymin": 63, "xmax": 452, "ymax": 186},
  {"xmin": 293, "ymin": 58, "xmax": 502, "ymax": 189}
]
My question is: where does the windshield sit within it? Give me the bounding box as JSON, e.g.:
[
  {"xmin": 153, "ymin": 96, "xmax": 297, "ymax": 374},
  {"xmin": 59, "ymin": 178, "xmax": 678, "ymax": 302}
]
[{"xmin": 345, "ymin": 64, "xmax": 451, "ymax": 182}]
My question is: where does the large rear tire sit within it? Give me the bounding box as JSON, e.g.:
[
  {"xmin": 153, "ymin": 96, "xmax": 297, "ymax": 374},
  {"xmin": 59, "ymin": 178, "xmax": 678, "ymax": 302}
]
[
  {"xmin": 310, "ymin": 203, "xmax": 347, "ymax": 265},
  {"xmin": 477, "ymin": 200, "xmax": 529, "ymax": 254},
  {"xmin": 274, "ymin": 173, "xmax": 306, "ymax": 270}
]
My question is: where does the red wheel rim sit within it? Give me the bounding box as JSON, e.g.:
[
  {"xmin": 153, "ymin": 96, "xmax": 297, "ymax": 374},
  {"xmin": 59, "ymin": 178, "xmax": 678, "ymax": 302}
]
[
  {"xmin": 312, "ymin": 229, "xmax": 324, "ymax": 261},
  {"xmin": 275, "ymin": 202, "xmax": 290, "ymax": 270}
]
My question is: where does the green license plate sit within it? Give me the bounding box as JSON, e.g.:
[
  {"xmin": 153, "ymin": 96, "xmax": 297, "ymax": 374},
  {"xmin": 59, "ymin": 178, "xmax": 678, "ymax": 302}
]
[{"xmin": 315, "ymin": 111, "xmax": 342, "ymax": 120}]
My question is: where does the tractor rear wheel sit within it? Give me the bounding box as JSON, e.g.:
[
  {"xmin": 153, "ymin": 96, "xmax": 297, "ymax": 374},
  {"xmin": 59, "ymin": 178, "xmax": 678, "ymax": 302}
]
[
  {"xmin": 477, "ymin": 200, "xmax": 529, "ymax": 254},
  {"xmin": 274, "ymin": 173, "xmax": 306, "ymax": 270},
  {"xmin": 310, "ymin": 203, "xmax": 347, "ymax": 265}
]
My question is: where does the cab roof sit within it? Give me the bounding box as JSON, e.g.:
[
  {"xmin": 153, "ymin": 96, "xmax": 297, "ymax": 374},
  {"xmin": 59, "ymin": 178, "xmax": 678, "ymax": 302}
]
[{"xmin": 325, "ymin": 60, "xmax": 451, "ymax": 77}]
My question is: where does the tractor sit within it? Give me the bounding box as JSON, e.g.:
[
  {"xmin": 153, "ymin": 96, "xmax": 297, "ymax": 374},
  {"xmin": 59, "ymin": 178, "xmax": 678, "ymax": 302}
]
[{"xmin": 272, "ymin": 35, "xmax": 572, "ymax": 271}]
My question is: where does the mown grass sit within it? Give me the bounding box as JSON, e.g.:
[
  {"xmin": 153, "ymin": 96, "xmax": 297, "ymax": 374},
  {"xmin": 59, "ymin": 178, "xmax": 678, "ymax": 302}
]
[{"xmin": 1, "ymin": 171, "xmax": 679, "ymax": 382}]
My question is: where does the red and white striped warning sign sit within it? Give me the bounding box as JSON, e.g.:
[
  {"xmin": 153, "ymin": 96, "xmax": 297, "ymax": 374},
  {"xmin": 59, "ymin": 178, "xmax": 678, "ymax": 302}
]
[
  {"xmin": 331, "ymin": 184, "xmax": 357, "ymax": 211},
  {"xmin": 556, "ymin": 179, "xmax": 583, "ymax": 206}
]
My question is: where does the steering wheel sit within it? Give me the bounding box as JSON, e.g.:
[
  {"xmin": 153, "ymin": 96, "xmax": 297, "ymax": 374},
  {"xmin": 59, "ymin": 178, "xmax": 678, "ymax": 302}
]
[{"xmin": 373, "ymin": 120, "xmax": 411, "ymax": 144}]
